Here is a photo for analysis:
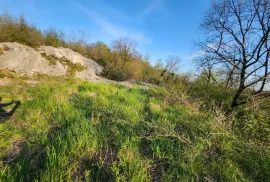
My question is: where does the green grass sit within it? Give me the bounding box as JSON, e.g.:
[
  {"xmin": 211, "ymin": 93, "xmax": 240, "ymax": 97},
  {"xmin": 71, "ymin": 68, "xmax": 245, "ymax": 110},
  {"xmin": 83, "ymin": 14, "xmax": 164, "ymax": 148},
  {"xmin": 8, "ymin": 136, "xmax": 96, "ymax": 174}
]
[{"xmin": 0, "ymin": 75, "xmax": 269, "ymax": 181}]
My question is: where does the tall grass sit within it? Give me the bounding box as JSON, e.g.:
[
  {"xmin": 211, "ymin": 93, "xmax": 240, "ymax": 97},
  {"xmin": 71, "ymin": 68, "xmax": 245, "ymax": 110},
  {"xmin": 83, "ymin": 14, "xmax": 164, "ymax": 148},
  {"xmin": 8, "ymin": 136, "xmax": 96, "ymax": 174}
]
[{"xmin": 0, "ymin": 76, "xmax": 269, "ymax": 181}]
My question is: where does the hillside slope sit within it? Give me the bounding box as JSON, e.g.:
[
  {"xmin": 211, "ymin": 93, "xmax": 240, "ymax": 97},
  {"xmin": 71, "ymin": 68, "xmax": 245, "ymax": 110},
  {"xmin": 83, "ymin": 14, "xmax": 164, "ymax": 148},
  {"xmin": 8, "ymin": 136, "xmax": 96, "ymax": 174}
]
[
  {"xmin": 0, "ymin": 42, "xmax": 103, "ymax": 81},
  {"xmin": 0, "ymin": 72, "xmax": 269, "ymax": 181}
]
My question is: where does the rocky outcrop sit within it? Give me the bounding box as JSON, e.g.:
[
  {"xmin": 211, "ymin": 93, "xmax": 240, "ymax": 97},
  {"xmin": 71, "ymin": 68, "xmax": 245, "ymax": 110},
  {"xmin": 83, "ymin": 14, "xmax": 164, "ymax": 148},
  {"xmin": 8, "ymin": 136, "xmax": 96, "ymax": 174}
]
[{"xmin": 0, "ymin": 42, "xmax": 103, "ymax": 80}]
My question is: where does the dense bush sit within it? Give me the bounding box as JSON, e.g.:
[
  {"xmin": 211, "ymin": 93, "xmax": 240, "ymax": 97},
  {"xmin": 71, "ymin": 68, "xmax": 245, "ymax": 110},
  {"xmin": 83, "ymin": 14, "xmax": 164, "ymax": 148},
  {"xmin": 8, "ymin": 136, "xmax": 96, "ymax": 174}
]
[
  {"xmin": 187, "ymin": 80, "xmax": 234, "ymax": 110},
  {"xmin": 102, "ymin": 66, "xmax": 132, "ymax": 81},
  {"xmin": 87, "ymin": 41, "xmax": 111, "ymax": 66},
  {"xmin": 43, "ymin": 28, "xmax": 65, "ymax": 47},
  {"xmin": 0, "ymin": 13, "xmax": 43, "ymax": 47}
]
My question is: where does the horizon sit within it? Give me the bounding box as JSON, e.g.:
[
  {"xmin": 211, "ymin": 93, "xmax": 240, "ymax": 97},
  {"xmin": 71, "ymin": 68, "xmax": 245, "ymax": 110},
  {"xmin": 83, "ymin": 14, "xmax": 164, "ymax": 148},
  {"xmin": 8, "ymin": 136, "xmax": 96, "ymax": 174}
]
[{"xmin": 0, "ymin": 0, "xmax": 211, "ymax": 72}]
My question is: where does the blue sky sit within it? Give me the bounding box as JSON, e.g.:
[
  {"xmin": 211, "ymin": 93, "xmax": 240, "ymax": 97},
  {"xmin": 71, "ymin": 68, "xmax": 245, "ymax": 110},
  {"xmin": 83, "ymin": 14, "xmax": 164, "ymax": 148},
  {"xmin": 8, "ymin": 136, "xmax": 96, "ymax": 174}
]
[{"xmin": 0, "ymin": 0, "xmax": 211, "ymax": 70}]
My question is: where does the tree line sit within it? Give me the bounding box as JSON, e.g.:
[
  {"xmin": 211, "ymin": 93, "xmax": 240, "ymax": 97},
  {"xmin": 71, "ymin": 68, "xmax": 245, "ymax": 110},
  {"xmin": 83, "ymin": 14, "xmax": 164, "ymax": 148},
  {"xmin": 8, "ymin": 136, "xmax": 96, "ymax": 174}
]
[{"xmin": 0, "ymin": 12, "xmax": 180, "ymax": 83}]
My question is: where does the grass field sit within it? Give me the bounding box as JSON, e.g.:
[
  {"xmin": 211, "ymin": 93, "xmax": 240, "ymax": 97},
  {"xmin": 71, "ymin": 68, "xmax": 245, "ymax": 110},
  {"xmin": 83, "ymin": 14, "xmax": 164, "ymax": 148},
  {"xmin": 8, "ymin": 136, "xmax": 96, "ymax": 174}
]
[{"xmin": 0, "ymin": 73, "xmax": 269, "ymax": 181}]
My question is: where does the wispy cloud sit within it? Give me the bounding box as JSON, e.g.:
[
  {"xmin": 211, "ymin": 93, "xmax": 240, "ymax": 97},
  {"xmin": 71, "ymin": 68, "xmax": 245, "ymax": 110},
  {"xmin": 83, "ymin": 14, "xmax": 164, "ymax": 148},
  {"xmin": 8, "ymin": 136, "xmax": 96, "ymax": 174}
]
[
  {"xmin": 188, "ymin": 43, "xmax": 218, "ymax": 60},
  {"xmin": 76, "ymin": 4, "xmax": 151, "ymax": 44},
  {"xmin": 138, "ymin": 0, "xmax": 167, "ymax": 21},
  {"xmin": 141, "ymin": 0, "xmax": 163, "ymax": 17},
  {"xmin": 188, "ymin": 50, "xmax": 205, "ymax": 60}
]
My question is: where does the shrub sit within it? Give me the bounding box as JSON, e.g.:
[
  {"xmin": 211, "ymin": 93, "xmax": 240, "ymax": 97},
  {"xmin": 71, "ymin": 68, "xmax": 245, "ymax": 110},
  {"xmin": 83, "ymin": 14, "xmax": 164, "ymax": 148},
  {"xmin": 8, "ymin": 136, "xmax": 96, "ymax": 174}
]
[
  {"xmin": 234, "ymin": 107, "xmax": 270, "ymax": 143},
  {"xmin": 102, "ymin": 65, "xmax": 132, "ymax": 81},
  {"xmin": 187, "ymin": 80, "xmax": 234, "ymax": 111},
  {"xmin": 43, "ymin": 28, "xmax": 65, "ymax": 47},
  {"xmin": 0, "ymin": 13, "xmax": 44, "ymax": 47}
]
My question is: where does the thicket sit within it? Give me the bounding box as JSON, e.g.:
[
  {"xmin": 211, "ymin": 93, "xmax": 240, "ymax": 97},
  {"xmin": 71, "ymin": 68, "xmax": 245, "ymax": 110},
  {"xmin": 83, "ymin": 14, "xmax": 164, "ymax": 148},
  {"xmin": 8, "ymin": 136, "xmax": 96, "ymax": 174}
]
[{"xmin": 0, "ymin": 13, "xmax": 43, "ymax": 47}]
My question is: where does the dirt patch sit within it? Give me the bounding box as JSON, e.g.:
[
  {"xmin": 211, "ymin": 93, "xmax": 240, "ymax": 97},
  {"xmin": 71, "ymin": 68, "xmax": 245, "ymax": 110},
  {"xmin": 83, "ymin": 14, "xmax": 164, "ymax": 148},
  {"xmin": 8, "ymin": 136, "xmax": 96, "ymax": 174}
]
[{"xmin": 3, "ymin": 139, "xmax": 27, "ymax": 165}]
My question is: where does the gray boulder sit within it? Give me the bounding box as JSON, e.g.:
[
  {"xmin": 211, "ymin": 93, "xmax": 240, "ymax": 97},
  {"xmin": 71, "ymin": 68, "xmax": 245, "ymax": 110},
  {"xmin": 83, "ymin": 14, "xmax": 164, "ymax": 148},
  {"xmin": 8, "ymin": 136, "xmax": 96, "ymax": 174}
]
[{"xmin": 0, "ymin": 42, "xmax": 103, "ymax": 80}]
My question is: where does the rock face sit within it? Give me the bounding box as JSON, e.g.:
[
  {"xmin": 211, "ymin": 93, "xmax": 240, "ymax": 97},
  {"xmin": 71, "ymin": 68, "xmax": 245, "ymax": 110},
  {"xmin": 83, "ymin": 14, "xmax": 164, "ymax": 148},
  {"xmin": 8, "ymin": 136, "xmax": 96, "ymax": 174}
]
[{"xmin": 0, "ymin": 42, "xmax": 103, "ymax": 80}]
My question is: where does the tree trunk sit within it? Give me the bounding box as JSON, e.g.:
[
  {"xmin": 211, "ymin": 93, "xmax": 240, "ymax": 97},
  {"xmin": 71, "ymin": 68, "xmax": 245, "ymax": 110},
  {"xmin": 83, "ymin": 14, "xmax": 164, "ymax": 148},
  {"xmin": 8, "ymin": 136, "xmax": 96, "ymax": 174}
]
[
  {"xmin": 225, "ymin": 66, "xmax": 235, "ymax": 90},
  {"xmin": 231, "ymin": 88, "xmax": 243, "ymax": 107},
  {"xmin": 231, "ymin": 62, "xmax": 246, "ymax": 108}
]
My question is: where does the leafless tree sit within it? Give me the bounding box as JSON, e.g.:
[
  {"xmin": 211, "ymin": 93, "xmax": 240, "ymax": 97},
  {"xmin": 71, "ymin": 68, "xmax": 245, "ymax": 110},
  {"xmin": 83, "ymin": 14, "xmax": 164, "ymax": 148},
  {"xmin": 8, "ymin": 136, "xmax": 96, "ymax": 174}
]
[
  {"xmin": 160, "ymin": 55, "xmax": 181, "ymax": 82},
  {"xmin": 199, "ymin": 0, "xmax": 270, "ymax": 108},
  {"xmin": 193, "ymin": 52, "xmax": 220, "ymax": 84},
  {"xmin": 111, "ymin": 37, "xmax": 138, "ymax": 68},
  {"xmin": 166, "ymin": 55, "xmax": 181, "ymax": 74},
  {"xmin": 223, "ymin": 61, "xmax": 241, "ymax": 89}
]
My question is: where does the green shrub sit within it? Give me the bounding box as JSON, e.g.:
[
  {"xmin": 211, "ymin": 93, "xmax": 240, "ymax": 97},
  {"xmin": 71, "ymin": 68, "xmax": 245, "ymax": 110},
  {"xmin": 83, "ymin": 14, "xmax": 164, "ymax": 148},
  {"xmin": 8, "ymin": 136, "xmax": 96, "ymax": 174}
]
[
  {"xmin": 187, "ymin": 80, "xmax": 234, "ymax": 110},
  {"xmin": 0, "ymin": 13, "xmax": 44, "ymax": 47},
  {"xmin": 234, "ymin": 109, "xmax": 270, "ymax": 143},
  {"xmin": 43, "ymin": 28, "xmax": 65, "ymax": 47},
  {"xmin": 102, "ymin": 65, "xmax": 132, "ymax": 81}
]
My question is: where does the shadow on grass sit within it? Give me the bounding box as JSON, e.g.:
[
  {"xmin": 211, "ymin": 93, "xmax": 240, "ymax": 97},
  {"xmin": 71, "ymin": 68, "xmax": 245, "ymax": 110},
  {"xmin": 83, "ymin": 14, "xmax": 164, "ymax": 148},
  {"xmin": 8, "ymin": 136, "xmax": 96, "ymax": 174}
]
[
  {"xmin": 0, "ymin": 97, "xmax": 21, "ymax": 122},
  {"xmin": 1, "ymin": 93, "xmax": 119, "ymax": 181}
]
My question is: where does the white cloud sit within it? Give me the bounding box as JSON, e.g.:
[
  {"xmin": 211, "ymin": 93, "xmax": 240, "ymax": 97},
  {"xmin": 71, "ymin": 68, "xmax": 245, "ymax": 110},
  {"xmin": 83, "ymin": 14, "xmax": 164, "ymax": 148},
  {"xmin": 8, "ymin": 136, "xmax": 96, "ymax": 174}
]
[
  {"xmin": 77, "ymin": 5, "xmax": 151, "ymax": 44},
  {"xmin": 188, "ymin": 43, "xmax": 218, "ymax": 60},
  {"xmin": 138, "ymin": 0, "xmax": 168, "ymax": 21},
  {"xmin": 188, "ymin": 50, "xmax": 205, "ymax": 60},
  {"xmin": 141, "ymin": 0, "xmax": 163, "ymax": 17}
]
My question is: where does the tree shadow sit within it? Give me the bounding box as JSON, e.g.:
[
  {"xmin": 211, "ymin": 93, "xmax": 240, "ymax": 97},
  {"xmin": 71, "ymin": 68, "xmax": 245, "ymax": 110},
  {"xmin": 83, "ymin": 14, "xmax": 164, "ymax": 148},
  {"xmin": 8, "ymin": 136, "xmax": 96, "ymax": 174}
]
[{"xmin": 0, "ymin": 97, "xmax": 21, "ymax": 122}]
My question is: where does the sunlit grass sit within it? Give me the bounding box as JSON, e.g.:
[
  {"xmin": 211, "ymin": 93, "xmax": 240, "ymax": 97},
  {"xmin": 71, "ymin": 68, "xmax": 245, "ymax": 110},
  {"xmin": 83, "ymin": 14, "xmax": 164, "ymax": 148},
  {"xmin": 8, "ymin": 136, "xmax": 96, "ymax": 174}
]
[{"xmin": 0, "ymin": 74, "xmax": 269, "ymax": 181}]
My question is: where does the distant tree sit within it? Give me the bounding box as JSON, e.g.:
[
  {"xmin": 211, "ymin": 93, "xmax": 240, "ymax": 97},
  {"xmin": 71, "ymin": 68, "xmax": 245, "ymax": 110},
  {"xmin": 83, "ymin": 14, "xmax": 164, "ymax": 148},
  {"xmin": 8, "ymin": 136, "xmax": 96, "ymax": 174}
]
[
  {"xmin": 87, "ymin": 41, "xmax": 111, "ymax": 66},
  {"xmin": 199, "ymin": 0, "xmax": 270, "ymax": 108},
  {"xmin": 193, "ymin": 52, "xmax": 220, "ymax": 85},
  {"xmin": 0, "ymin": 13, "xmax": 43, "ymax": 47},
  {"xmin": 160, "ymin": 55, "xmax": 181, "ymax": 81},
  {"xmin": 166, "ymin": 55, "xmax": 181, "ymax": 74},
  {"xmin": 43, "ymin": 28, "xmax": 65, "ymax": 47},
  {"xmin": 66, "ymin": 30, "xmax": 89, "ymax": 55},
  {"xmin": 154, "ymin": 58, "xmax": 164, "ymax": 70},
  {"xmin": 111, "ymin": 37, "xmax": 138, "ymax": 69}
]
